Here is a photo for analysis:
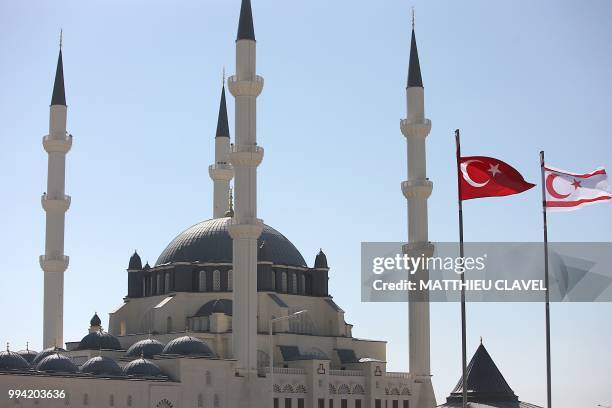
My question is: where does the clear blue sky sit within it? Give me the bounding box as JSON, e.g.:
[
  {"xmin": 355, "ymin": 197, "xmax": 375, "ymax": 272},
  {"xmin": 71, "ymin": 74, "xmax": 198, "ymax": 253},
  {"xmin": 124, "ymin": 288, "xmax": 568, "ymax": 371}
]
[{"xmin": 1, "ymin": 0, "xmax": 611, "ymax": 407}]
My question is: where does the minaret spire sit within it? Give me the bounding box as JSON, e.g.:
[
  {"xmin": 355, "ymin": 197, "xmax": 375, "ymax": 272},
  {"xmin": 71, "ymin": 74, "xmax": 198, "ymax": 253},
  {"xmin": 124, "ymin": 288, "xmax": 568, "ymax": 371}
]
[
  {"xmin": 400, "ymin": 18, "xmax": 436, "ymax": 407},
  {"xmin": 209, "ymin": 69, "xmax": 234, "ymax": 218},
  {"xmin": 41, "ymin": 35, "xmax": 73, "ymax": 348},
  {"xmin": 407, "ymin": 20, "xmax": 423, "ymax": 88},
  {"xmin": 236, "ymin": 0, "xmax": 255, "ymax": 41},
  {"xmin": 216, "ymin": 79, "xmax": 230, "ymax": 138},
  {"xmin": 51, "ymin": 33, "xmax": 66, "ymax": 106}
]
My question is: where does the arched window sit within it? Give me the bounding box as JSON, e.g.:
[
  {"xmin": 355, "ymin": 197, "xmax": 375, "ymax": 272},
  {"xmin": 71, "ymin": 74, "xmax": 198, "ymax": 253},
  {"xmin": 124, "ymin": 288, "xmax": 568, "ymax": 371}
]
[
  {"xmin": 167, "ymin": 316, "xmax": 173, "ymax": 333},
  {"xmin": 227, "ymin": 269, "xmax": 233, "ymax": 291},
  {"xmin": 197, "ymin": 393, "xmax": 204, "ymax": 408},
  {"xmin": 213, "ymin": 394, "xmax": 220, "ymax": 408},
  {"xmin": 164, "ymin": 272, "xmax": 171, "ymax": 293},
  {"xmin": 199, "ymin": 270, "xmax": 207, "ymax": 292},
  {"xmin": 300, "ymin": 274, "xmax": 306, "ymax": 294},
  {"xmin": 109, "ymin": 394, "xmax": 115, "ymax": 407},
  {"xmin": 271, "ymin": 271, "xmax": 276, "ymax": 290},
  {"xmin": 291, "ymin": 273, "xmax": 298, "ymax": 294},
  {"xmin": 213, "ymin": 270, "xmax": 221, "ymax": 292},
  {"xmin": 281, "ymin": 272, "xmax": 287, "ymax": 292},
  {"xmin": 127, "ymin": 395, "xmax": 133, "ymax": 407},
  {"xmin": 206, "ymin": 370, "xmax": 212, "ymax": 385},
  {"xmin": 157, "ymin": 274, "xmax": 162, "ymax": 295}
]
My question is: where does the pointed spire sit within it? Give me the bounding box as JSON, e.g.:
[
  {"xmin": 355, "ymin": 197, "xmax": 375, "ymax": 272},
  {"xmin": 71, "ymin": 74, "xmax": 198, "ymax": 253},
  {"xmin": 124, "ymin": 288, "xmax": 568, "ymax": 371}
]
[
  {"xmin": 216, "ymin": 75, "xmax": 230, "ymax": 138},
  {"xmin": 51, "ymin": 31, "xmax": 67, "ymax": 106},
  {"xmin": 237, "ymin": 0, "xmax": 255, "ymax": 41},
  {"xmin": 407, "ymin": 24, "xmax": 423, "ymax": 88}
]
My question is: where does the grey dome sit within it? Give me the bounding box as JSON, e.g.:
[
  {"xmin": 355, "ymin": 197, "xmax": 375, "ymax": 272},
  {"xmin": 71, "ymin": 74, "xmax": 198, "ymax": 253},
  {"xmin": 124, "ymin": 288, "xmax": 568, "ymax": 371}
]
[
  {"xmin": 156, "ymin": 217, "xmax": 306, "ymax": 267},
  {"xmin": 17, "ymin": 348, "xmax": 38, "ymax": 364},
  {"xmin": 32, "ymin": 346, "xmax": 65, "ymax": 365},
  {"xmin": 0, "ymin": 350, "xmax": 30, "ymax": 371},
  {"xmin": 128, "ymin": 251, "xmax": 142, "ymax": 270},
  {"xmin": 36, "ymin": 353, "xmax": 77, "ymax": 373},
  {"xmin": 314, "ymin": 249, "xmax": 328, "ymax": 269},
  {"xmin": 162, "ymin": 335, "xmax": 214, "ymax": 357},
  {"xmin": 123, "ymin": 358, "xmax": 162, "ymax": 377},
  {"xmin": 90, "ymin": 312, "xmax": 102, "ymax": 327},
  {"xmin": 81, "ymin": 356, "xmax": 122, "ymax": 376},
  {"xmin": 194, "ymin": 299, "xmax": 232, "ymax": 317},
  {"xmin": 126, "ymin": 339, "xmax": 165, "ymax": 358},
  {"xmin": 78, "ymin": 331, "xmax": 121, "ymax": 351}
]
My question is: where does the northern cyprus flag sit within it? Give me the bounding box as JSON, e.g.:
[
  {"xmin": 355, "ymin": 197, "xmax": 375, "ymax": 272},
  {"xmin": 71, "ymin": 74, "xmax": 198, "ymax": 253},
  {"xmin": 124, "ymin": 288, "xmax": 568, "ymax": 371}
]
[{"xmin": 544, "ymin": 165, "xmax": 612, "ymax": 211}]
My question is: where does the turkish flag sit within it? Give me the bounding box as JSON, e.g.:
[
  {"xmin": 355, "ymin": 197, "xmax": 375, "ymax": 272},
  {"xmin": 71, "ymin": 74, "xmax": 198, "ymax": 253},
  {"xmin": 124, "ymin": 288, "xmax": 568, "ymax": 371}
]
[
  {"xmin": 544, "ymin": 165, "xmax": 612, "ymax": 211},
  {"xmin": 459, "ymin": 156, "xmax": 535, "ymax": 200}
]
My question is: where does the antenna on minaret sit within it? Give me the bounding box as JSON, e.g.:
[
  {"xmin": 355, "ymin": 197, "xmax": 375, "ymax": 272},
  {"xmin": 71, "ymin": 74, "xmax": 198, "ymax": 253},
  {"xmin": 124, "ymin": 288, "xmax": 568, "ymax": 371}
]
[
  {"xmin": 411, "ymin": 7, "xmax": 415, "ymax": 30},
  {"xmin": 59, "ymin": 29, "xmax": 63, "ymax": 49},
  {"xmin": 223, "ymin": 66, "xmax": 226, "ymax": 87}
]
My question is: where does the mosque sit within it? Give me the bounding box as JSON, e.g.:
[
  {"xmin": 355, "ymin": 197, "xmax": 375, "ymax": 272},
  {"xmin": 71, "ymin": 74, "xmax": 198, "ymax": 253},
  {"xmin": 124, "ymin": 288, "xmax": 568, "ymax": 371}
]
[{"xmin": 0, "ymin": 1, "xmax": 542, "ymax": 407}]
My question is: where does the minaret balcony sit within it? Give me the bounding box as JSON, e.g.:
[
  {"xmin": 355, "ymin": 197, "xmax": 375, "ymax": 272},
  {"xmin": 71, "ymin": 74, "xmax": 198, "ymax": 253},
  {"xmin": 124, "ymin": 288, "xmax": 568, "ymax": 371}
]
[
  {"xmin": 401, "ymin": 180, "xmax": 433, "ymax": 199},
  {"xmin": 43, "ymin": 133, "xmax": 72, "ymax": 154},
  {"xmin": 229, "ymin": 145, "xmax": 264, "ymax": 167},
  {"xmin": 400, "ymin": 118, "xmax": 431, "ymax": 139},
  {"xmin": 208, "ymin": 163, "xmax": 234, "ymax": 181},
  {"xmin": 41, "ymin": 193, "xmax": 71, "ymax": 213},
  {"xmin": 228, "ymin": 218, "xmax": 264, "ymax": 240},
  {"xmin": 227, "ymin": 75, "xmax": 264, "ymax": 97},
  {"xmin": 39, "ymin": 254, "xmax": 69, "ymax": 273}
]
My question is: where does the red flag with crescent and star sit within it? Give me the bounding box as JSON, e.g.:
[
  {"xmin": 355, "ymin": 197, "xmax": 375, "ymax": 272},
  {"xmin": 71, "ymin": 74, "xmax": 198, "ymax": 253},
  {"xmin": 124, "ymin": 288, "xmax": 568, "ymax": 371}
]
[
  {"xmin": 543, "ymin": 165, "xmax": 612, "ymax": 211},
  {"xmin": 459, "ymin": 156, "xmax": 535, "ymax": 200}
]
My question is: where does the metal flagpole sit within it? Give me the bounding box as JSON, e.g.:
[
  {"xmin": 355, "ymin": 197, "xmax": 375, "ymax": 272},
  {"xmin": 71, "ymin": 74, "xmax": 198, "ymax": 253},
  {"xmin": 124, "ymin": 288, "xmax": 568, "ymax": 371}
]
[
  {"xmin": 540, "ymin": 150, "xmax": 552, "ymax": 408},
  {"xmin": 455, "ymin": 129, "xmax": 468, "ymax": 408}
]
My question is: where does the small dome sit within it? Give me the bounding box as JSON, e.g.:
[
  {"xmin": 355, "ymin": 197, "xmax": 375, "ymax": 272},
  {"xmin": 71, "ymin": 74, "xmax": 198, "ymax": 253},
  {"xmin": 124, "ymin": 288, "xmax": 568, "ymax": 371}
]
[
  {"xmin": 125, "ymin": 339, "xmax": 165, "ymax": 358},
  {"xmin": 32, "ymin": 346, "xmax": 66, "ymax": 365},
  {"xmin": 194, "ymin": 299, "xmax": 232, "ymax": 317},
  {"xmin": 314, "ymin": 249, "xmax": 328, "ymax": 269},
  {"xmin": 36, "ymin": 353, "xmax": 77, "ymax": 374},
  {"xmin": 143, "ymin": 262, "xmax": 151, "ymax": 270},
  {"xmin": 128, "ymin": 251, "xmax": 143, "ymax": 270},
  {"xmin": 77, "ymin": 331, "xmax": 121, "ymax": 351},
  {"xmin": 123, "ymin": 357, "xmax": 162, "ymax": 377},
  {"xmin": 17, "ymin": 347, "xmax": 38, "ymax": 364},
  {"xmin": 81, "ymin": 356, "xmax": 122, "ymax": 376},
  {"xmin": 0, "ymin": 350, "xmax": 30, "ymax": 371},
  {"xmin": 162, "ymin": 335, "xmax": 214, "ymax": 356},
  {"xmin": 90, "ymin": 312, "xmax": 102, "ymax": 327}
]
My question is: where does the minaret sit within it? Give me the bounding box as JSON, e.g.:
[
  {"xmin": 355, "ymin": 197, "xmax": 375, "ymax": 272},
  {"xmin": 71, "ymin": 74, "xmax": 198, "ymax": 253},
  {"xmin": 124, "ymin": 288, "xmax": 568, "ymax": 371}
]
[
  {"xmin": 40, "ymin": 37, "xmax": 72, "ymax": 348},
  {"xmin": 227, "ymin": 0, "xmax": 264, "ymax": 380},
  {"xmin": 400, "ymin": 20, "xmax": 437, "ymax": 407},
  {"xmin": 209, "ymin": 74, "xmax": 234, "ymax": 218}
]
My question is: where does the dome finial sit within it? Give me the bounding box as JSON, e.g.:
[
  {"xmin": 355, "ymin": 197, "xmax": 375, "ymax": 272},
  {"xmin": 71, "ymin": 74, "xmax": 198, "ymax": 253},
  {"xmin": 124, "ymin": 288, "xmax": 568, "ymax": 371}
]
[
  {"xmin": 6, "ymin": 342, "xmax": 9, "ymax": 351},
  {"xmin": 26, "ymin": 341, "xmax": 29, "ymax": 351},
  {"xmin": 59, "ymin": 29, "xmax": 63, "ymax": 50},
  {"xmin": 480, "ymin": 336, "xmax": 483, "ymax": 345},
  {"xmin": 224, "ymin": 188, "xmax": 234, "ymax": 217}
]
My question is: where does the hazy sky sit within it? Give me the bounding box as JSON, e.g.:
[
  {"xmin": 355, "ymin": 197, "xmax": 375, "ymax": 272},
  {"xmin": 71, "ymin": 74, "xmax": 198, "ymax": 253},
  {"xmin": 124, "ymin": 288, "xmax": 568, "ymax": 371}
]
[{"xmin": 1, "ymin": 1, "xmax": 611, "ymax": 407}]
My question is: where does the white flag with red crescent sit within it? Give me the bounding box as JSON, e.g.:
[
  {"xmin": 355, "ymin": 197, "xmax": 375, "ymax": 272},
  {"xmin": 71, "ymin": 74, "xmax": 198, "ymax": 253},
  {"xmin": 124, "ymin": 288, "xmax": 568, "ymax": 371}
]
[{"xmin": 544, "ymin": 165, "xmax": 612, "ymax": 212}]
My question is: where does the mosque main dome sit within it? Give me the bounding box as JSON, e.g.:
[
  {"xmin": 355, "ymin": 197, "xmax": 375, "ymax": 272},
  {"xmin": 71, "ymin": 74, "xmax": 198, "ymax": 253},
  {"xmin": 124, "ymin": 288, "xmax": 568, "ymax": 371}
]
[{"xmin": 155, "ymin": 217, "xmax": 307, "ymax": 267}]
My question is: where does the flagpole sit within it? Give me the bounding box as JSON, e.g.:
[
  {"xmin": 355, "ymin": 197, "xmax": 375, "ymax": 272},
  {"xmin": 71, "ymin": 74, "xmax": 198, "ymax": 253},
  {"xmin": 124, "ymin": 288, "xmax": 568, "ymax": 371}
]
[
  {"xmin": 540, "ymin": 150, "xmax": 552, "ymax": 408},
  {"xmin": 455, "ymin": 129, "xmax": 468, "ymax": 408}
]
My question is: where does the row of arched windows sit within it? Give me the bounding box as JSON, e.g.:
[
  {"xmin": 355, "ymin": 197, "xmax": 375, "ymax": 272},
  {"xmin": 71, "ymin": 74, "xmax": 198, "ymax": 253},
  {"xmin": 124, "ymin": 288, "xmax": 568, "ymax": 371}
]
[
  {"xmin": 142, "ymin": 271, "xmax": 173, "ymax": 296},
  {"xmin": 274, "ymin": 271, "xmax": 307, "ymax": 295},
  {"xmin": 198, "ymin": 269, "xmax": 232, "ymax": 292}
]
